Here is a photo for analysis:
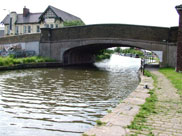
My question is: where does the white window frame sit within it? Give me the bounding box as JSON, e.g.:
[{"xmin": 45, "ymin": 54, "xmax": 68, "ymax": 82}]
[
  {"xmin": 24, "ymin": 26, "xmax": 27, "ymax": 34},
  {"xmin": 28, "ymin": 26, "xmax": 31, "ymax": 33}
]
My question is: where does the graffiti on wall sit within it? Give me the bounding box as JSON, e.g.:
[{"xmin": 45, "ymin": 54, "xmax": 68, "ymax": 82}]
[{"xmin": 0, "ymin": 43, "xmax": 35, "ymax": 57}]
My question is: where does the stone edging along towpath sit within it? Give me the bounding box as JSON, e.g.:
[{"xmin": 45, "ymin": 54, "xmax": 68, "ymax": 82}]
[{"xmin": 83, "ymin": 74, "xmax": 154, "ymax": 136}]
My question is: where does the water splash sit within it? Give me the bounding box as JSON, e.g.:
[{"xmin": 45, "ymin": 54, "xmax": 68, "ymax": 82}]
[{"xmin": 95, "ymin": 54, "xmax": 141, "ymax": 73}]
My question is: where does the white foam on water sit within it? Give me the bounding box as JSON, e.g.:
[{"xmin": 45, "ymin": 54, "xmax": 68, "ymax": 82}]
[{"xmin": 95, "ymin": 54, "xmax": 141, "ymax": 73}]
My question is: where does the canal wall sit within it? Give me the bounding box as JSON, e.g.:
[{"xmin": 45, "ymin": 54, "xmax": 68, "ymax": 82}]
[
  {"xmin": 0, "ymin": 62, "xmax": 63, "ymax": 71},
  {"xmin": 84, "ymin": 73, "xmax": 154, "ymax": 136},
  {"xmin": 0, "ymin": 34, "xmax": 41, "ymax": 55}
]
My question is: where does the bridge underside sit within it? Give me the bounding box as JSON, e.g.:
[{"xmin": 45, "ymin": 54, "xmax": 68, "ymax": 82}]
[{"xmin": 63, "ymin": 44, "xmax": 115, "ymax": 65}]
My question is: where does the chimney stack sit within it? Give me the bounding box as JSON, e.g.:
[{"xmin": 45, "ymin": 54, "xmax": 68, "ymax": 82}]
[{"xmin": 23, "ymin": 6, "xmax": 30, "ymax": 17}]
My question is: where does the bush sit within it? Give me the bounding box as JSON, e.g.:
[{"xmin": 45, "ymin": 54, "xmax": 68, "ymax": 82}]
[
  {"xmin": 63, "ymin": 20, "xmax": 85, "ymax": 27},
  {"xmin": 0, "ymin": 56, "xmax": 55, "ymax": 67}
]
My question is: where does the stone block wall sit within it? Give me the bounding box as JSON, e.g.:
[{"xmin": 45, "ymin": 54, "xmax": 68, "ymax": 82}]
[
  {"xmin": 0, "ymin": 33, "xmax": 41, "ymax": 56},
  {"xmin": 0, "ymin": 33, "xmax": 41, "ymax": 44}
]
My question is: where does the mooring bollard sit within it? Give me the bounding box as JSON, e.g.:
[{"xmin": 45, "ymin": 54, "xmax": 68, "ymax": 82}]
[{"xmin": 141, "ymin": 59, "xmax": 145, "ymax": 75}]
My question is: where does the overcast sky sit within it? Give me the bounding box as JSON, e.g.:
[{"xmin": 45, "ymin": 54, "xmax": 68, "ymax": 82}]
[{"xmin": 0, "ymin": 0, "xmax": 181, "ymax": 27}]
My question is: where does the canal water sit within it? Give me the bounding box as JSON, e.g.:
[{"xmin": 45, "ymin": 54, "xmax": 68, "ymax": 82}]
[{"xmin": 0, "ymin": 55, "xmax": 141, "ymax": 136}]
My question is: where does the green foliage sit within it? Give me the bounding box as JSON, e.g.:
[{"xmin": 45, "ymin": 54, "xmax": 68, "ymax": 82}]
[
  {"xmin": 144, "ymin": 70, "xmax": 152, "ymax": 77},
  {"xmin": 130, "ymin": 134, "xmax": 138, "ymax": 136},
  {"xmin": 128, "ymin": 71, "xmax": 158, "ymax": 132},
  {"xmin": 96, "ymin": 120, "xmax": 106, "ymax": 126},
  {"xmin": 119, "ymin": 48, "xmax": 144, "ymax": 57},
  {"xmin": 0, "ymin": 56, "xmax": 55, "ymax": 67},
  {"xmin": 95, "ymin": 49, "xmax": 114, "ymax": 61},
  {"xmin": 82, "ymin": 134, "xmax": 96, "ymax": 136},
  {"xmin": 96, "ymin": 120, "xmax": 102, "ymax": 126},
  {"xmin": 147, "ymin": 132, "xmax": 155, "ymax": 136},
  {"xmin": 114, "ymin": 47, "xmax": 122, "ymax": 53},
  {"xmin": 95, "ymin": 47, "xmax": 144, "ymax": 61},
  {"xmin": 159, "ymin": 68, "xmax": 182, "ymax": 96},
  {"xmin": 107, "ymin": 109, "xmax": 112, "ymax": 113},
  {"xmin": 63, "ymin": 20, "xmax": 85, "ymax": 27},
  {"xmin": 82, "ymin": 134, "xmax": 89, "ymax": 136}
]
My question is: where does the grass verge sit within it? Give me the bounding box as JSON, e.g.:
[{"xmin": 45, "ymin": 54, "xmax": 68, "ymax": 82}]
[
  {"xmin": 127, "ymin": 70, "xmax": 157, "ymax": 135},
  {"xmin": 0, "ymin": 56, "xmax": 55, "ymax": 67},
  {"xmin": 159, "ymin": 68, "xmax": 182, "ymax": 96}
]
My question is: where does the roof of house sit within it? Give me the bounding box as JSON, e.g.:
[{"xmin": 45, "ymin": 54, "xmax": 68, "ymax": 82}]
[
  {"xmin": 2, "ymin": 13, "xmax": 42, "ymax": 25},
  {"xmin": 39, "ymin": 5, "xmax": 82, "ymax": 21},
  {"xmin": 1, "ymin": 5, "xmax": 82, "ymax": 25}
]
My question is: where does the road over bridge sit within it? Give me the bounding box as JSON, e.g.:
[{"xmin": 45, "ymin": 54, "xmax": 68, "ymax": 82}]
[{"xmin": 40, "ymin": 24, "xmax": 178, "ymax": 67}]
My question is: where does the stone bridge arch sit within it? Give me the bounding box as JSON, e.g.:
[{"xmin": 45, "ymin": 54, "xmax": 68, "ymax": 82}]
[
  {"xmin": 62, "ymin": 38, "xmax": 170, "ymax": 66},
  {"xmin": 40, "ymin": 24, "xmax": 177, "ymax": 67}
]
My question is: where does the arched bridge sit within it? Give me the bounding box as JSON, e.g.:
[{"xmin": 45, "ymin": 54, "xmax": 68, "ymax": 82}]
[{"xmin": 40, "ymin": 24, "xmax": 178, "ymax": 67}]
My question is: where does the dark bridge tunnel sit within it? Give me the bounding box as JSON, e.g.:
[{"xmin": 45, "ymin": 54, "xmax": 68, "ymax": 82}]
[{"xmin": 63, "ymin": 43, "xmax": 134, "ymax": 65}]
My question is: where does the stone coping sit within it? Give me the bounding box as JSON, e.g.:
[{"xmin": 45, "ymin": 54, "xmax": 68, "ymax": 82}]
[
  {"xmin": 0, "ymin": 62, "xmax": 63, "ymax": 71},
  {"xmin": 83, "ymin": 74, "xmax": 154, "ymax": 136}
]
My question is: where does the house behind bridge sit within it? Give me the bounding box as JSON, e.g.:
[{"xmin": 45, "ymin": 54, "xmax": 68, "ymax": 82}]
[{"xmin": 1, "ymin": 5, "xmax": 83, "ymax": 36}]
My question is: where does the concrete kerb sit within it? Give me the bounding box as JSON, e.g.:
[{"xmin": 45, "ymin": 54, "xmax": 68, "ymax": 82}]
[{"xmin": 83, "ymin": 74, "xmax": 154, "ymax": 136}]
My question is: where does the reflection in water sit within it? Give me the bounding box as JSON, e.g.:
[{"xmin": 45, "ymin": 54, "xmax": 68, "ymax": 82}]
[{"xmin": 0, "ymin": 55, "xmax": 141, "ymax": 136}]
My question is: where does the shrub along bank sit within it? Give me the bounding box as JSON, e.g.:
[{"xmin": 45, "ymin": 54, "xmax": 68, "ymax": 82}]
[{"xmin": 0, "ymin": 56, "xmax": 55, "ymax": 67}]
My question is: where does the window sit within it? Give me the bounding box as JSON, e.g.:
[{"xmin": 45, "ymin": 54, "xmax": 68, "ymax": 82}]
[
  {"xmin": 24, "ymin": 26, "xmax": 27, "ymax": 33},
  {"xmin": 56, "ymin": 24, "xmax": 58, "ymax": 28},
  {"xmin": 50, "ymin": 24, "xmax": 54, "ymax": 29},
  {"xmin": 37, "ymin": 25, "xmax": 40, "ymax": 32},
  {"xmin": 15, "ymin": 26, "xmax": 19, "ymax": 35},
  {"xmin": 28, "ymin": 26, "xmax": 31, "ymax": 33},
  {"xmin": 7, "ymin": 25, "xmax": 10, "ymax": 35},
  {"xmin": 10, "ymin": 18, "xmax": 12, "ymax": 30},
  {"xmin": 44, "ymin": 24, "xmax": 49, "ymax": 28}
]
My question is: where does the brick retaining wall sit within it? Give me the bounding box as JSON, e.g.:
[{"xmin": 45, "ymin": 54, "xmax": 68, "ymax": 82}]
[{"xmin": 0, "ymin": 33, "xmax": 41, "ymax": 44}]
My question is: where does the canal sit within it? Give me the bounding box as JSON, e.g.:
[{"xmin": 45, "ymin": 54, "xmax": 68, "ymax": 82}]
[{"xmin": 0, "ymin": 55, "xmax": 141, "ymax": 136}]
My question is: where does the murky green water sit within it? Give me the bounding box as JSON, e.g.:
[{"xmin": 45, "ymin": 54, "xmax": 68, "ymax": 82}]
[{"xmin": 0, "ymin": 55, "xmax": 140, "ymax": 136}]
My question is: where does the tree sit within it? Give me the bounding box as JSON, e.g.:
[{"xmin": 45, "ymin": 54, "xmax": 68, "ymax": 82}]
[
  {"xmin": 114, "ymin": 47, "xmax": 122, "ymax": 53},
  {"xmin": 63, "ymin": 20, "xmax": 85, "ymax": 27}
]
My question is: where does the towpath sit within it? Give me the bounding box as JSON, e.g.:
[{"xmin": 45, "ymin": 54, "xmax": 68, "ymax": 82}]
[{"xmin": 130, "ymin": 70, "xmax": 182, "ymax": 136}]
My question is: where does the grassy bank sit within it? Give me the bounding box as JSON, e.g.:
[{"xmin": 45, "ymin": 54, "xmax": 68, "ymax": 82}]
[
  {"xmin": 128, "ymin": 70, "xmax": 158, "ymax": 136},
  {"xmin": 0, "ymin": 56, "xmax": 55, "ymax": 67},
  {"xmin": 159, "ymin": 68, "xmax": 182, "ymax": 96}
]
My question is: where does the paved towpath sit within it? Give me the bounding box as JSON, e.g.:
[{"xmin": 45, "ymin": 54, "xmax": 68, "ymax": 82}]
[{"xmin": 130, "ymin": 70, "xmax": 182, "ymax": 136}]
